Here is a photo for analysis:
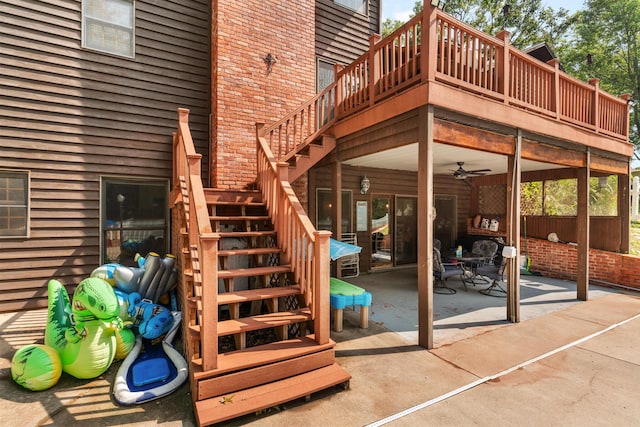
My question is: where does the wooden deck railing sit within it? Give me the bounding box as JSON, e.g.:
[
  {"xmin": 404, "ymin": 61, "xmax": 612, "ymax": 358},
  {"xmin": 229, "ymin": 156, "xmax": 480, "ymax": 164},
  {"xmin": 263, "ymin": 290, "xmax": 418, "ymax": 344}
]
[
  {"xmin": 325, "ymin": 3, "xmax": 630, "ymax": 141},
  {"xmin": 263, "ymin": 83, "xmax": 338, "ymax": 163},
  {"xmin": 173, "ymin": 108, "xmax": 219, "ymax": 371},
  {"xmin": 256, "ymin": 124, "xmax": 331, "ymax": 345}
]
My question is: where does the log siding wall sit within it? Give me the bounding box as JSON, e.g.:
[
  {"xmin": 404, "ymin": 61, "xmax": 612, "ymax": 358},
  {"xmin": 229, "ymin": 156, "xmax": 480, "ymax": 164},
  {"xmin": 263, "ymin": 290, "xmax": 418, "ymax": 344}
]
[
  {"xmin": 310, "ymin": 163, "xmax": 470, "ymax": 272},
  {"xmin": 0, "ymin": 0, "xmax": 210, "ymax": 312},
  {"xmin": 316, "ymin": 0, "xmax": 380, "ymax": 65}
]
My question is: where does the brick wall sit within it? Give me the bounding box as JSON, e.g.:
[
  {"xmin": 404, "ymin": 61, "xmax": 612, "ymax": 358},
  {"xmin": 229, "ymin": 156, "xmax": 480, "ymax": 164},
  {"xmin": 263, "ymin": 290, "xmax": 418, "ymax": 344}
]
[
  {"xmin": 525, "ymin": 237, "xmax": 640, "ymax": 290},
  {"xmin": 211, "ymin": 0, "xmax": 316, "ymax": 189}
]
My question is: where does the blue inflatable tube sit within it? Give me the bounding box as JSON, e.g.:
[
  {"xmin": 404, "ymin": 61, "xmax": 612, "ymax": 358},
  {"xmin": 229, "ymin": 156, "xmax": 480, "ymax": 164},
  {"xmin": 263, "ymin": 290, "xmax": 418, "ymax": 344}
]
[{"xmin": 113, "ymin": 312, "xmax": 187, "ymax": 405}]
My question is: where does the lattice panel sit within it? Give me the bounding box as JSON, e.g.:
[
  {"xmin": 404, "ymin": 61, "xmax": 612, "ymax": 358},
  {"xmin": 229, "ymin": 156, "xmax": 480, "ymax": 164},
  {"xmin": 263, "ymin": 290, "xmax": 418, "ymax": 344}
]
[{"xmin": 479, "ymin": 184, "xmax": 506, "ymax": 215}]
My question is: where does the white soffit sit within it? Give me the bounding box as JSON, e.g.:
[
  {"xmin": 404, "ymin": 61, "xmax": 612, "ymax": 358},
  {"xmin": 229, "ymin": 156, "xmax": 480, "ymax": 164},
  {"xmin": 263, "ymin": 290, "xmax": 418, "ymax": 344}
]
[{"xmin": 342, "ymin": 143, "xmax": 563, "ymax": 175}]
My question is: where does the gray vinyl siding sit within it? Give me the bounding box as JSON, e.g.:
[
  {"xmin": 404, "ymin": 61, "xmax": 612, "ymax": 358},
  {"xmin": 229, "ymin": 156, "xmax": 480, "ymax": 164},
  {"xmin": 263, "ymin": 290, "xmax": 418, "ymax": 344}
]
[
  {"xmin": 0, "ymin": 0, "xmax": 210, "ymax": 312},
  {"xmin": 316, "ymin": 0, "xmax": 380, "ymax": 65}
]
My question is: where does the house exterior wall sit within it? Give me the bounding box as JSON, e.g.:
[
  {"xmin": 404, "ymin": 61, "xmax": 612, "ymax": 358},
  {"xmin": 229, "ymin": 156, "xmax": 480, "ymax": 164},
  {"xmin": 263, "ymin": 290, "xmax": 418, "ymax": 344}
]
[
  {"xmin": 0, "ymin": 0, "xmax": 210, "ymax": 312},
  {"xmin": 211, "ymin": 0, "xmax": 316, "ymax": 189},
  {"xmin": 316, "ymin": 0, "xmax": 381, "ymax": 65},
  {"xmin": 310, "ymin": 163, "xmax": 471, "ymax": 272}
]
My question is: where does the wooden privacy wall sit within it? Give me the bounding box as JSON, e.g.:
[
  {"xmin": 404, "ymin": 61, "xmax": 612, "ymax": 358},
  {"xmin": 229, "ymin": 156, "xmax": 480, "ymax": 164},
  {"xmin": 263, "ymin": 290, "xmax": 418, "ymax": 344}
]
[{"xmin": 0, "ymin": 0, "xmax": 210, "ymax": 312}]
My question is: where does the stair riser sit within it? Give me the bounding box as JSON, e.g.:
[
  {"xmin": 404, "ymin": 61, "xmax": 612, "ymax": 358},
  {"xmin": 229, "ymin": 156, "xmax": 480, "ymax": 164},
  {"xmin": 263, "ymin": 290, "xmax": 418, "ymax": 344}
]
[{"xmin": 197, "ymin": 349, "xmax": 335, "ymax": 400}]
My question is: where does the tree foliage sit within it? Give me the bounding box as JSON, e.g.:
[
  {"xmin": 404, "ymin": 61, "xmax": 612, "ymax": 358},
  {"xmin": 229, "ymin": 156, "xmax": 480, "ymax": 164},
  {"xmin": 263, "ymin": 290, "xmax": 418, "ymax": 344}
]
[
  {"xmin": 560, "ymin": 0, "xmax": 640, "ymax": 150},
  {"xmin": 382, "ymin": 0, "xmax": 574, "ymax": 50}
]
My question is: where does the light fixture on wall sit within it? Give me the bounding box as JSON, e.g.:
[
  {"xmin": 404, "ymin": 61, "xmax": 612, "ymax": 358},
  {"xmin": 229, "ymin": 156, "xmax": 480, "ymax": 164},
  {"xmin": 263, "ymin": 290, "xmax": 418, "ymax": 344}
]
[
  {"xmin": 263, "ymin": 53, "xmax": 277, "ymax": 73},
  {"xmin": 430, "ymin": 0, "xmax": 445, "ymax": 10},
  {"xmin": 598, "ymin": 176, "xmax": 608, "ymax": 189},
  {"xmin": 360, "ymin": 175, "xmax": 370, "ymax": 194}
]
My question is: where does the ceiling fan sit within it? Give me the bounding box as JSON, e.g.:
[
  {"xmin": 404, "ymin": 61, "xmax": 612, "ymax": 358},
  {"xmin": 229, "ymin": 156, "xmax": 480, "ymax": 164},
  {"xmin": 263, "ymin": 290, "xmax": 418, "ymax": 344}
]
[{"xmin": 452, "ymin": 162, "xmax": 491, "ymax": 179}]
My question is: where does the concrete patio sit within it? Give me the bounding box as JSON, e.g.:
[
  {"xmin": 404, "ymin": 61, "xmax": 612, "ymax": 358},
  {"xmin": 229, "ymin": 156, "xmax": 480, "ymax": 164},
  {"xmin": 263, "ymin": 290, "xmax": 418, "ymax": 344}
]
[{"xmin": 1, "ymin": 270, "xmax": 639, "ymax": 426}]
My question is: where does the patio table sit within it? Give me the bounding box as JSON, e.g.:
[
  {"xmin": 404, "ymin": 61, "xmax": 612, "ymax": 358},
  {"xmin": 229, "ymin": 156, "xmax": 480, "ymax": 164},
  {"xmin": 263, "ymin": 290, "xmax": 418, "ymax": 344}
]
[{"xmin": 453, "ymin": 256, "xmax": 490, "ymax": 290}]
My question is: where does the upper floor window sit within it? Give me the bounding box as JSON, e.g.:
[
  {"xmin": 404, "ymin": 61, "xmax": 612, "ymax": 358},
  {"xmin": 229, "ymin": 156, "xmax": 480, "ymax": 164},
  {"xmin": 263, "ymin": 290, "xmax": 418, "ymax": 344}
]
[
  {"xmin": 82, "ymin": 0, "xmax": 135, "ymax": 58},
  {"xmin": 317, "ymin": 59, "xmax": 335, "ymax": 93},
  {"xmin": 335, "ymin": 0, "xmax": 367, "ymax": 15},
  {"xmin": 0, "ymin": 170, "xmax": 29, "ymax": 238}
]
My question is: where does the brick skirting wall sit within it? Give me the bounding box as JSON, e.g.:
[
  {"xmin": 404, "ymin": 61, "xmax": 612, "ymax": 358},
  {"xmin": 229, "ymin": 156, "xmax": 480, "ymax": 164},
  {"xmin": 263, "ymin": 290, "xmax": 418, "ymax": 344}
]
[{"xmin": 525, "ymin": 237, "xmax": 640, "ymax": 290}]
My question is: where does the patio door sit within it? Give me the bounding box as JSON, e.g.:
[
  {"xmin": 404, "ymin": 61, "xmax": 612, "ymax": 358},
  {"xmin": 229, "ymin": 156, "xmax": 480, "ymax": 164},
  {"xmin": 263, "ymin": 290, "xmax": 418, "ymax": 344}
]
[
  {"xmin": 395, "ymin": 196, "xmax": 417, "ymax": 265},
  {"xmin": 434, "ymin": 195, "xmax": 457, "ymax": 255},
  {"xmin": 371, "ymin": 195, "xmax": 392, "ymax": 268}
]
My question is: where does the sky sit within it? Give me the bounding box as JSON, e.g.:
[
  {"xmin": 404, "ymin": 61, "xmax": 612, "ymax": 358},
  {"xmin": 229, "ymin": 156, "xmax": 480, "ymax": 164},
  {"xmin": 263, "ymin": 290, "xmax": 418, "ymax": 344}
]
[{"xmin": 382, "ymin": 1, "xmax": 585, "ymax": 22}]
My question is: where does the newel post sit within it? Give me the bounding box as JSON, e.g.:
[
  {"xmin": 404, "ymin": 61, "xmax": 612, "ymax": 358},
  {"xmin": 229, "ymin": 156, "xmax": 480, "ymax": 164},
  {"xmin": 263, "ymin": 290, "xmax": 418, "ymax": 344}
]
[
  {"xmin": 621, "ymin": 93, "xmax": 632, "ymax": 139},
  {"xmin": 421, "ymin": 1, "xmax": 439, "ymax": 82},
  {"xmin": 547, "ymin": 59, "xmax": 561, "ymax": 119},
  {"xmin": 199, "ymin": 233, "xmax": 219, "ymax": 371},
  {"xmin": 589, "ymin": 78, "xmax": 600, "ymax": 131},
  {"xmin": 369, "ymin": 34, "xmax": 381, "ymax": 107},
  {"xmin": 496, "ymin": 30, "xmax": 510, "ymax": 102},
  {"xmin": 313, "ymin": 230, "xmax": 331, "ymax": 345}
]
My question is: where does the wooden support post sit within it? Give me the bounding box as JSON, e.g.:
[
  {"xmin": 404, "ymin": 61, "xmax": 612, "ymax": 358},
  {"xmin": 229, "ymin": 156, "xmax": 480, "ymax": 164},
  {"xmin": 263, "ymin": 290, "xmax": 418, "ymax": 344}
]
[
  {"xmin": 589, "ymin": 78, "xmax": 600, "ymax": 131},
  {"xmin": 422, "ymin": 2, "xmax": 438, "ymax": 83},
  {"xmin": 314, "ymin": 230, "xmax": 331, "ymax": 345},
  {"xmin": 369, "ymin": 34, "xmax": 381, "ymax": 107},
  {"xmin": 496, "ymin": 30, "xmax": 510, "ymax": 103},
  {"xmin": 333, "ymin": 161, "xmax": 343, "ymax": 277},
  {"xmin": 417, "ymin": 105, "xmax": 434, "ymax": 349},
  {"xmin": 200, "ymin": 233, "xmax": 219, "ymax": 371},
  {"xmin": 547, "ymin": 59, "xmax": 561, "ymax": 119},
  {"xmin": 619, "ymin": 169, "xmax": 631, "ymax": 254},
  {"xmin": 577, "ymin": 151, "xmax": 590, "ymax": 301},
  {"xmin": 506, "ymin": 131, "xmax": 521, "ymax": 323}
]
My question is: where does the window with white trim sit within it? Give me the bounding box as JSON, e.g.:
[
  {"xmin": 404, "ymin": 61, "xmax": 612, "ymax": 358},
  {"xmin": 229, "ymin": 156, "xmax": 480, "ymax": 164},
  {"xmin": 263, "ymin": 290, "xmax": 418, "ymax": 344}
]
[
  {"xmin": 83, "ymin": 0, "xmax": 135, "ymax": 58},
  {"xmin": 334, "ymin": 0, "xmax": 367, "ymax": 14},
  {"xmin": 0, "ymin": 170, "xmax": 29, "ymax": 238}
]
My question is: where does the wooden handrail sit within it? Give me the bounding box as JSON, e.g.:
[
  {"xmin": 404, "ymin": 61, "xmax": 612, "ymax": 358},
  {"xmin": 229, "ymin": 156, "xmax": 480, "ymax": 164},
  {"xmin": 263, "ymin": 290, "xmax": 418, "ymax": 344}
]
[
  {"xmin": 255, "ymin": 124, "xmax": 327, "ymax": 332},
  {"xmin": 261, "ymin": 83, "xmax": 337, "ymax": 162},
  {"xmin": 173, "ymin": 108, "xmax": 218, "ymax": 371}
]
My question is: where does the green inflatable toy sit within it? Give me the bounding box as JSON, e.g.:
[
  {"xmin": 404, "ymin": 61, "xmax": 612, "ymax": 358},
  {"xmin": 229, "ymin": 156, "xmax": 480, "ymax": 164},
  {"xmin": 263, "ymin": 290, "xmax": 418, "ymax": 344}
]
[
  {"xmin": 45, "ymin": 278, "xmax": 127, "ymax": 379},
  {"xmin": 11, "ymin": 344, "xmax": 62, "ymax": 391}
]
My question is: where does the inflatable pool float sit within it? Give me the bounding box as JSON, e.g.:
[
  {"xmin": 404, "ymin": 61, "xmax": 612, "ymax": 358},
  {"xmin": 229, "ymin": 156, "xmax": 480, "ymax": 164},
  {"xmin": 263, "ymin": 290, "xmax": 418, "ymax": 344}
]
[{"xmin": 113, "ymin": 311, "xmax": 188, "ymax": 404}]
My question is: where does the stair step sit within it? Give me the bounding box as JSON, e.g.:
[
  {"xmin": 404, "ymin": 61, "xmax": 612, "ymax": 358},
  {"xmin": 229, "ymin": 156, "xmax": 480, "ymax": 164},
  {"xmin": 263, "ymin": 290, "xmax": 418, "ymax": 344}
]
[
  {"xmin": 193, "ymin": 335, "xmax": 332, "ymax": 377},
  {"xmin": 218, "ymin": 265, "xmax": 291, "ymax": 279},
  {"xmin": 214, "ymin": 308, "xmax": 311, "ymax": 337},
  {"xmin": 218, "ymin": 247, "xmax": 280, "ymax": 257},
  {"xmin": 194, "ymin": 363, "xmax": 351, "ymax": 426},
  {"xmin": 217, "ymin": 285, "xmax": 301, "ymax": 306},
  {"xmin": 204, "ymin": 189, "xmax": 263, "ymax": 204},
  {"xmin": 210, "ymin": 215, "xmax": 270, "ymax": 221},
  {"xmin": 195, "ymin": 346, "xmax": 336, "ymax": 401},
  {"xmin": 217, "ymin": 231, "xmax": 276, "ymax": 238}
]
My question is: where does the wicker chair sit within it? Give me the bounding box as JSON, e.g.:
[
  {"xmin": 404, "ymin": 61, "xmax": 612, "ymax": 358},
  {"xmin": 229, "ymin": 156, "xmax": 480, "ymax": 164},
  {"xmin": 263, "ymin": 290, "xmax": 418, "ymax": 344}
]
[{"xmin": 433, "ymin": 246, "xmax": 463, "ymax": 294}]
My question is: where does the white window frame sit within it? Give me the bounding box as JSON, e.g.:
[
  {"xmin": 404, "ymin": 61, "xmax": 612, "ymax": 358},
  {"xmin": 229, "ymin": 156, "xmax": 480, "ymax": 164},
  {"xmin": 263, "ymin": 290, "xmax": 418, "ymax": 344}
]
[
  {"xmin": 0, "ymin": 169, "xmax": 30, "ymax": 239},
  {"xmin": 334, "ymin": 0, "xmax": 368, "ymax": 15},
  {"xmin": 82, "ymin": 0, "xmax": 135, "ymax": 58}
]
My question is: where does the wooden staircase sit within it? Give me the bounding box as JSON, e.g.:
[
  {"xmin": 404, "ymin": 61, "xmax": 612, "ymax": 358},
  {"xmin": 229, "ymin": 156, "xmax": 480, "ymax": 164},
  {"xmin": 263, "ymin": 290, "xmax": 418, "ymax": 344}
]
[{"xmin": 172, "ymin": 110, "xmax": 350, "ymax": 426}]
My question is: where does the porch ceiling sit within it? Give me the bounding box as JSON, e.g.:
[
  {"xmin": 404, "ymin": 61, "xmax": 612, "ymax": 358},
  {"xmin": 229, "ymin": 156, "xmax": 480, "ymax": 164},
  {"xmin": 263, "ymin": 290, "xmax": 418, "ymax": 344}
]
[{"xmin": 342, "ymin": 143, "xmax": 563, "ymax": 176}]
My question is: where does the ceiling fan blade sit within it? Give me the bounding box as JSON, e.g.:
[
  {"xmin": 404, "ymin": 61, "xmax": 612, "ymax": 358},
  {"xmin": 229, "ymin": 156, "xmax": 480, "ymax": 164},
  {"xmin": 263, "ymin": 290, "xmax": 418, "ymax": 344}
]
[{"xmin": 468, "ymin": 169, "xmax": 491, "ymax": 174}]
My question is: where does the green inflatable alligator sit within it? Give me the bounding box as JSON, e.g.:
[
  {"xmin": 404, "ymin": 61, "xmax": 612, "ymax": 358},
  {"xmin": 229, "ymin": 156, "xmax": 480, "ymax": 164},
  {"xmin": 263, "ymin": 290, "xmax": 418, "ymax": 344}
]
[{"xmin": 45, "ymin": 278, "xmax": 134, "ymax": 379}]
